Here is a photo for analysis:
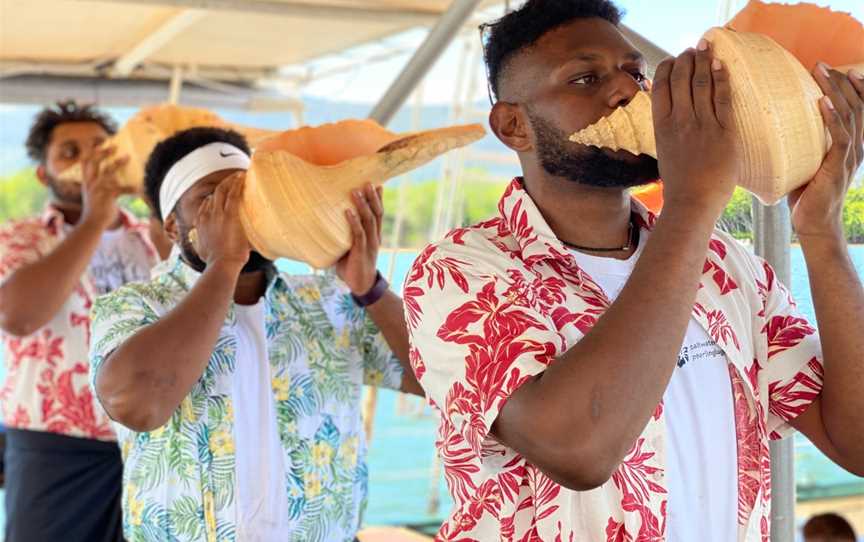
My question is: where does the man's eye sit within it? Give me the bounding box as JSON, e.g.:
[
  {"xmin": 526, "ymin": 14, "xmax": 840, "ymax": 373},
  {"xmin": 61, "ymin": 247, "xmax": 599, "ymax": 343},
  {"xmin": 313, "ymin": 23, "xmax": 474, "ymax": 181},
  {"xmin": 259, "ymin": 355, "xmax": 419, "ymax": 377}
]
[
  {"xmin": 631, "ymin": 72, "xmax": 647, "ymax": 83},
  {"xmin": 61, "ymin": 147, "xmax": 79, "ymax": 160},
  {"xmin": 570, "ymin": 74, "xmax": 598, "ymax": 86}
]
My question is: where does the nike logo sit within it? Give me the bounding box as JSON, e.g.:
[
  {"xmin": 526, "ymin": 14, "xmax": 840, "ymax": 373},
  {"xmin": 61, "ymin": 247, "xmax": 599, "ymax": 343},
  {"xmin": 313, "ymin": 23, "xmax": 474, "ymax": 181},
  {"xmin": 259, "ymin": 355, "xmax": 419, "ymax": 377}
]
[{"xmin": 219, "ymin": 150, "xmax": 237, "ymax": 158}]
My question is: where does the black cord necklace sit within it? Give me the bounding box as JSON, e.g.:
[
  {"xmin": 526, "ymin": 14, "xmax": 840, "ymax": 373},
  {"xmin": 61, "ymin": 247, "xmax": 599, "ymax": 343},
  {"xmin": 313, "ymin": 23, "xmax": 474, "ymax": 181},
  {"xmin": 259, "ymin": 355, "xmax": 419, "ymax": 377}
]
[{"xmin": 561, "ymin": 218, "xmax": 637, "ymax": 253}]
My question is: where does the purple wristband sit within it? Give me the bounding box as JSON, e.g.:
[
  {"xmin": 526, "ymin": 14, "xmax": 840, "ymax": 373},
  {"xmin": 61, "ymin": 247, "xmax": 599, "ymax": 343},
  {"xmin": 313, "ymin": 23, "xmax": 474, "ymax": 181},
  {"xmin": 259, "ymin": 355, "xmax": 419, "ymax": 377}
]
[{"xmin": 350, "ymin": 271, "xmax": 389, "ymax": 307}]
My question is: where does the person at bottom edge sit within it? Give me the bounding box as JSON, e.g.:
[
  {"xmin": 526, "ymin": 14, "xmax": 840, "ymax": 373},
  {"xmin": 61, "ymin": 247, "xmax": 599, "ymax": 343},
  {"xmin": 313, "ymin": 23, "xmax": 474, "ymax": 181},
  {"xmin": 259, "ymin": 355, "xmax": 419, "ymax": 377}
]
[{"xmin": 803, "ymin": 513, "xmax": 857, "ymax": 542}]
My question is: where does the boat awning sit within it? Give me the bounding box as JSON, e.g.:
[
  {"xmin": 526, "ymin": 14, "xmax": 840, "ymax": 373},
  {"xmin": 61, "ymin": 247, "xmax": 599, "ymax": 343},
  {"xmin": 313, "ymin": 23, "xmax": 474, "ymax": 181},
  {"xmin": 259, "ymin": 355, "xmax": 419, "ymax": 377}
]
[
  {"xmin": 0, "ymin": 0, "xmax": 670, "ymax": 94},
  {"xmin": 0, "ymin": 0, "xmax": 502, "ymax": 82}
]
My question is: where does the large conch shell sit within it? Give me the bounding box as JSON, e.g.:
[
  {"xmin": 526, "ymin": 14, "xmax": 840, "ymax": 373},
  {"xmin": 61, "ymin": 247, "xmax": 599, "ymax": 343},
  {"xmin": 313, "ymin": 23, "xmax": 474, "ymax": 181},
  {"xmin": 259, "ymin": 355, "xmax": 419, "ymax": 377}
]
[
  {"xmin": 240, "ymin": 120, "xmax": 486, "ymax": 268},
  {"xmin": 569, "ymin": 26, "xmax": 864, "ymax": 204},
  {"xmin": 59, "ymin": 104, "xmax": 279, "ymax": 189}
]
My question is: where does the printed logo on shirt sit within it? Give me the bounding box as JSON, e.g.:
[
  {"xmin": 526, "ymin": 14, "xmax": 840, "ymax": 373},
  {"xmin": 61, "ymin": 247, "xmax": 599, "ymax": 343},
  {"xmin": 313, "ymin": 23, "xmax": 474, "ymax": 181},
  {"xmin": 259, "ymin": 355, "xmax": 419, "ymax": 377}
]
[
  {"xmin": 678, "ymin": 346, "xmax": 689, "ymax": 368},
  {"xmin": 676, "ymin": 339, "xmax": 724, "ymax": 369}
]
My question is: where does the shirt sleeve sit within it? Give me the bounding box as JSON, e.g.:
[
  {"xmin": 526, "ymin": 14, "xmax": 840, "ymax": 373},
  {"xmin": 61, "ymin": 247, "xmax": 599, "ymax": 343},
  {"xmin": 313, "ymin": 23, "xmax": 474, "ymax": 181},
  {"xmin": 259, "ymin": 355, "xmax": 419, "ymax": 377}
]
[
  {"xmin": 359, "ymin": 312, "xmax": 404, "ymax": 391},
  {"xmin": 314, "ymin": 272, "xmax": 404, "ymax": 392},
  {"xmin": 89, "ymin": 284, "xmax": 161, "ymax": 392},
  {"xmin": 755, "ymin": 257, "xmax": 824, "ymax": 439},
  {"xmin": 403, "ymin": 242, "xmax": 560, "ymax": 457}
]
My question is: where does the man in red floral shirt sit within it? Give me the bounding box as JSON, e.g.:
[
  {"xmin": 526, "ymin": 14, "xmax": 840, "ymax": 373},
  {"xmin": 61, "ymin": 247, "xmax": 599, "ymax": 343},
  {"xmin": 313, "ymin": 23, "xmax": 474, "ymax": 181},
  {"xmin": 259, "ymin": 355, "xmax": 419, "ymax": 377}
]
[
  {"xmin": 404, "ymin": 1, "xmax": 864, "ymax": 540},
  {"xmin": 0, "ymin": 102, "xmax": 159, "ymax": 542}
]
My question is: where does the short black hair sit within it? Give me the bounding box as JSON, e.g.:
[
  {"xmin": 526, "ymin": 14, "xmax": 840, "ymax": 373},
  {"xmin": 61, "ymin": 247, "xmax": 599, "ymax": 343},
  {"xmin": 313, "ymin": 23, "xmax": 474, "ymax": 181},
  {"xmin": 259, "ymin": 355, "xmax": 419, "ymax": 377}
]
[
  {"xmin": 25, "ymin": 100, "xmax": 117, "ymax": 162},
  {"xmin": 144, "ymin": 127, "xmax": 250, "ymax": 220},
  {"xmin": 481, "ymin": 0, "xmax": 624, "ymax": 100},
  {"xmin": 803, "ymin": 513, "xmax": 856, "ymax": 541}
]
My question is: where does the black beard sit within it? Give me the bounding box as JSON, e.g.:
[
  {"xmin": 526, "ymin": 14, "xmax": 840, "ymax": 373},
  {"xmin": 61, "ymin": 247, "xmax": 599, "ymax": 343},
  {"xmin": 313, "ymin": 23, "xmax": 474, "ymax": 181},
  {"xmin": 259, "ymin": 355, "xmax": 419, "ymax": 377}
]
[
  {"xmin": 240, "ymin": 251, "xmax": 276, "ymax": 274},
  {"xmin": 44, "ymin": 173, "xmax": 84, "ymax": 206},
  {"xmin": 528, "ymin": 109, "xmax": 660, "ymax": 188},
  {"xmin": 177, "ymin": 223, "xmax": 274, "ymax": 275}
]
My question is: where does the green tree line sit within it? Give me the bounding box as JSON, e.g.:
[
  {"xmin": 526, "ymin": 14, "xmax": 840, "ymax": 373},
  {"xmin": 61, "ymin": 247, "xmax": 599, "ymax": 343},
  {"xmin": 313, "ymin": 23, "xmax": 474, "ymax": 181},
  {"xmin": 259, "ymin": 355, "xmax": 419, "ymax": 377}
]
[
  {"xmin": 720, "ymin": 183, "xmax": 864, "ymax": 244},
  {"xmin": 2, "ymin": 167, "xmax": 862, "ymax": 246},
  {"xmin": 0, "ymin": 169, "xmax": 151, "ymax": 222}
]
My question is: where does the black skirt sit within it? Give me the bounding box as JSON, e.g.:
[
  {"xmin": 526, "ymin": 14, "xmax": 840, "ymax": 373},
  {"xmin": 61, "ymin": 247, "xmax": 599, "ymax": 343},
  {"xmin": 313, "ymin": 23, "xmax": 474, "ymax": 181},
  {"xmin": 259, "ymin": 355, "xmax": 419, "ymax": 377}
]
[{"xmin": 4, "ymin": 428, "xmax": 123, "ymax": 542}]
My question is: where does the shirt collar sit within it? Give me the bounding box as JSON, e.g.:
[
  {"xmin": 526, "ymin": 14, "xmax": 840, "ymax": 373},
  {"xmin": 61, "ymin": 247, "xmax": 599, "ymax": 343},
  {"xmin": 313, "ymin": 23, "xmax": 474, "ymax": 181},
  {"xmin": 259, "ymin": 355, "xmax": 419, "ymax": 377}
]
[
  {"xmin": 40, "ymin": 205, "xmax": 65, "ymax": 236},
  {"xmin": 40, "ymin": 204, "xmax": 147, "ymax": 234},
  {"xmin": 162, "ymin": 253, "xmax": 287, "ymax": 323},
  {"xmin": 498, "ymin": 177, "xmax": 658, "ymax": 267}
]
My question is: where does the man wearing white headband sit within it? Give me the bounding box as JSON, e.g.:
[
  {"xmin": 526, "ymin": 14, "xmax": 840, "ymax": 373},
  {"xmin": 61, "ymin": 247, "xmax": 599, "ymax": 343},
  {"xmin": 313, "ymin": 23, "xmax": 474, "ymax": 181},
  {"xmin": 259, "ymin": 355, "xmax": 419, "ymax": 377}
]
[{"xmin": 88, "ymin": 126, "xmax": 423, "ymax": 541}]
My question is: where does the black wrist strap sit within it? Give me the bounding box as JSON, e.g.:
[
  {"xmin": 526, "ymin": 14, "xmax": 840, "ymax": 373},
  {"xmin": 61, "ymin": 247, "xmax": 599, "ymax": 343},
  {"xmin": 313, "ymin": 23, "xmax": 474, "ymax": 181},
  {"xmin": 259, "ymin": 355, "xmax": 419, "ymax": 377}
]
[{"xmin": 350, "ymin": 271, "xmax": 388, "ymax": 307}]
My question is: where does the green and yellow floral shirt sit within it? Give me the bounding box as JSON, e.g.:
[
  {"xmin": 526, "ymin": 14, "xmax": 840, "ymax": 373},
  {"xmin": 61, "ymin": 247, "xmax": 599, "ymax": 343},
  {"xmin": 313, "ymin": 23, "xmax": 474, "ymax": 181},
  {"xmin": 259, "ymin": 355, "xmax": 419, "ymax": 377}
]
[{"xmin": 90, "ymin": 255, "xmax": 403, "ymax": 542}]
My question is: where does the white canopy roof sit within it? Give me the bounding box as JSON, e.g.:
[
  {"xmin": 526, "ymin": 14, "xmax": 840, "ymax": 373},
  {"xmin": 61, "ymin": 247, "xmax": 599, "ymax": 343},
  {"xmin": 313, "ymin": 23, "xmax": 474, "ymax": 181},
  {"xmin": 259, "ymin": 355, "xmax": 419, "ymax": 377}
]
[
  {"xmin": 1, "ymin": 0, "xmax": 498, "ymax": 80},
  {"xmin": 0, "ymin": 0, "xmax": 669, "ymax": 109}
]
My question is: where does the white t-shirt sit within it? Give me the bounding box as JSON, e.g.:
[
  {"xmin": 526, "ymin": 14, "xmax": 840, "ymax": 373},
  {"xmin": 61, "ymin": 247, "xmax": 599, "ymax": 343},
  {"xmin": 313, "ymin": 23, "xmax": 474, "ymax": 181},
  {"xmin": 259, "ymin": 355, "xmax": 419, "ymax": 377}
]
[
  {"xmin": 569, "ymin": 230, "xmax": 738, "ymax": 542},
  {"xmin": 232, "ymin": 300, "xmax": 291, "ymax": 541},
  {"xmin": 69, "ymin": 225, "xmax": 153, "ymax": 294}
]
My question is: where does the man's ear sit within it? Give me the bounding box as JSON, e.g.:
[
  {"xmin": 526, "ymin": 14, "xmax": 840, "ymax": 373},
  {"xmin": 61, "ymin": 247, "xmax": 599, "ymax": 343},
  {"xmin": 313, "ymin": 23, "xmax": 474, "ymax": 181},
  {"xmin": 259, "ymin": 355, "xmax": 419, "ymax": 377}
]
[
  {"xmin": 163, "ymin": 214, "xmax": 180, "ymax": 244},
  {"xmin": 489, "ymin": 102, "xmax": 533, "ymax": 153},
  {"xmin": 35, "ymin": 165, "xmax": 49, "ymax": 187}
]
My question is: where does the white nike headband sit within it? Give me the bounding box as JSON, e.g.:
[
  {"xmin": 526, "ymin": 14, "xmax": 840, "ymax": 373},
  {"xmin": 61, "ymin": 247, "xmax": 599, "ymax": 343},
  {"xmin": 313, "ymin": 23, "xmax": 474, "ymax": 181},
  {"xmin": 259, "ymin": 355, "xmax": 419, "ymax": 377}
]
[{"xmin": 159, "ymin": 142, "xmax": 251, "ymax": 221}]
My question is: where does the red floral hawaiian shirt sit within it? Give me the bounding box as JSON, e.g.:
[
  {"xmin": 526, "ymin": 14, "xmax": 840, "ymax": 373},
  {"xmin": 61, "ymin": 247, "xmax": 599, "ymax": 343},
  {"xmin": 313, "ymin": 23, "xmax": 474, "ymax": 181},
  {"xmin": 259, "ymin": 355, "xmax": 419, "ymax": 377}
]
[
  {"xmin": 0, "ymin": 206, "xmax": 157, "ymax": 441},
  {"xmin": 404, "ymin": 179, "xmax": 823, "ymax": 542}
]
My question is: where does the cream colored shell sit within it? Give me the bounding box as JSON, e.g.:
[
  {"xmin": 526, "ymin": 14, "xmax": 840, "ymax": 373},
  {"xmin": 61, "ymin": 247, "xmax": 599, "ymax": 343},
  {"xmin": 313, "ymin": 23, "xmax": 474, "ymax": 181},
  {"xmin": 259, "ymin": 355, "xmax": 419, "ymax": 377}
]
[
  {"xmin": 569, "ymin": 27, "xmax": 863, "ymax": 204},
  {"xmin": 240, "ymin": 124, "xmax": 486, "ymax": 269},
  {"xmin": 569, "ymin": 91, "xmax": 656, "ymax": 159}
]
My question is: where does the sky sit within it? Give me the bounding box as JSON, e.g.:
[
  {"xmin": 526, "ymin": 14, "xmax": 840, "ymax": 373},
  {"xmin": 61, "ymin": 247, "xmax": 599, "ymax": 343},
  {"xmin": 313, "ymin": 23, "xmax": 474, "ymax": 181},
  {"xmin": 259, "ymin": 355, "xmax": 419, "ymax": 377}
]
[{"xmin": 299, "ymin": 0, "xmax": 864, "ymax": 104}]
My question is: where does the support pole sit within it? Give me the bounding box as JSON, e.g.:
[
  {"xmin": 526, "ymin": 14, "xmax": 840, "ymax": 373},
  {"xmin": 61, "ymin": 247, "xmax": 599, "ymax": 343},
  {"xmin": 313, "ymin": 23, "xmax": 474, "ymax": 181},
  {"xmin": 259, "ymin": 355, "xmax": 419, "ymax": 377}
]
[
  {"xmin": 168, "ymin": 65, "xmax": 184, "ymax": 104},
  {"xmin": 752, "ymin": 197, "xmax": 795, "ymax": 542},
  {"xmin": 368, "ymin": 0, "xmax": 482, "ymax": 126}
]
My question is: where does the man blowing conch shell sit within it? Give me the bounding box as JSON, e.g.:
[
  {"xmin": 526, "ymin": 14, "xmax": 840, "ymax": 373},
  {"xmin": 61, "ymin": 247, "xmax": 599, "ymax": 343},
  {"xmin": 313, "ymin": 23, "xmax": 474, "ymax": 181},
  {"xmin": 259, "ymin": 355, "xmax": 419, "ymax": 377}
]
[
  {"xmin": 0, "ymin": 101, "xmax": 162, "ymax": 542},
  {"xmin": 89, "ymin": 126, "xmax": 423, "ymax": 541},
  {"xmin": 403, "ymin": 1, "xmax": 864, "ymax": 540}
]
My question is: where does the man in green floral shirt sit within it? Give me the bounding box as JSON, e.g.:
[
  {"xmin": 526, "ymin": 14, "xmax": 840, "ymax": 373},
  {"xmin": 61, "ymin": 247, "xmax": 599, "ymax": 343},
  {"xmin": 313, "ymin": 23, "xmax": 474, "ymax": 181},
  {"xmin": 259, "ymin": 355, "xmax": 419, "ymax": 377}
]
[{"xmin": 89, "ymin": 127, "xmax": 422, "ymax": 542}]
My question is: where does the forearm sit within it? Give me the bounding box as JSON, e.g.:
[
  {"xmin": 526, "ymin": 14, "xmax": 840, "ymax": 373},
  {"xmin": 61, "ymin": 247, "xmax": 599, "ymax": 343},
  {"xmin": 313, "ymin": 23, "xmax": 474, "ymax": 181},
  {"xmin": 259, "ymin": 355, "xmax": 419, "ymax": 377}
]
[
  {"xmin": 0, "ymin": 219, "xmax": 104, "ymax": 336},
  {"xmin": 496, "ymin": 205, "xmax": 719, "ymax": 483},
  {"xmin": 800, "ymin": 234, "xmax": 864, "ymax": 459},
  {"xmin": 365, "ymin": 290, "xmax": 423, "ymax": 396},
  {"xmin": 96, "ymin": 262, "xmax": 240, "ymax": 431}
]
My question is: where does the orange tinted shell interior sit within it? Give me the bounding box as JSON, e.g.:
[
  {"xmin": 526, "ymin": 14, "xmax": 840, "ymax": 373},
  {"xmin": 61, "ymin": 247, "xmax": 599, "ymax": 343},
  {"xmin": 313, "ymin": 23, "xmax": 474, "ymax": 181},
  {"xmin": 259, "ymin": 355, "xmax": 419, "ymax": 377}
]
[
  {"xmin": 727, "ymin": 0, "xmax": 864, "ymax": 70},
  {"xmin": 254, "ymin": 119, "xmax": 401, "ymax": 165}
]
